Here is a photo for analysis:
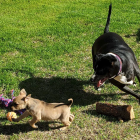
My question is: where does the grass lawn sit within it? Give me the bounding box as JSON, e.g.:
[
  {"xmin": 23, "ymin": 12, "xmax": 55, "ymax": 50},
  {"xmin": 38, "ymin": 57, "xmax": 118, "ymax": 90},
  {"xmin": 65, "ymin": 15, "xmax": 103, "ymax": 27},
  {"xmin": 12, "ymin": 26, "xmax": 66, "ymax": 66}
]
[{"xmin": 1, "ymin": 0, "xmax": 140, "ymax": 139}]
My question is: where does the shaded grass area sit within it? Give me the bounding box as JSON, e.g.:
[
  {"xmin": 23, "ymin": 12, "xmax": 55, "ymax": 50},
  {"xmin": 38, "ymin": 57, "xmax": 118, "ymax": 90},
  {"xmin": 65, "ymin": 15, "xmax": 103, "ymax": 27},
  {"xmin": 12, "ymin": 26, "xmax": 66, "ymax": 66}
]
[{"xmin": 1, "ymin": 0, "xmax": 140, "ymax": 139}]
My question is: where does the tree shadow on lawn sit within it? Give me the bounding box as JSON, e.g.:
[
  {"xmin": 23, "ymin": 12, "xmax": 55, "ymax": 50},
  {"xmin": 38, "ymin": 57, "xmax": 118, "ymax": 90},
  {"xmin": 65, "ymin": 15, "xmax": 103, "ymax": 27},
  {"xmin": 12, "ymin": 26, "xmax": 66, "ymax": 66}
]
[
  {"xmin": 125, "ymin": 28, "xmax": 140, "ymax": 42},
  {"xmin": 18, "ymin": 77, "xmax": 127, "ymax": 106},
  {"xmin": 136, "ymin": 28, "xmax": 140, "ymax": 42}
]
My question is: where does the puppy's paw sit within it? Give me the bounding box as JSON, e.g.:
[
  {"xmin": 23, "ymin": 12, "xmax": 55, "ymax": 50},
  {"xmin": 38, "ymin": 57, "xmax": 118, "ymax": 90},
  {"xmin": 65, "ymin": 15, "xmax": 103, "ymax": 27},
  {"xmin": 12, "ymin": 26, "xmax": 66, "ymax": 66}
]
[
  {"xmin": 33, "ymin": 125, "xmax": 38, "ymax": 129},
  {"xmin": 28, "ymin": 121, "xmax": 38, "ymax": 129},
  {"xmin": 70, "ymin": 114, "xmax": 74, "ymax": 118},
  {"xmin": 69, "ymin": 114, "xmax": 74, "ymax": 122},
  {"xmin": 59, "ymin": 126, "xmax": 67, "ymax": 131}
]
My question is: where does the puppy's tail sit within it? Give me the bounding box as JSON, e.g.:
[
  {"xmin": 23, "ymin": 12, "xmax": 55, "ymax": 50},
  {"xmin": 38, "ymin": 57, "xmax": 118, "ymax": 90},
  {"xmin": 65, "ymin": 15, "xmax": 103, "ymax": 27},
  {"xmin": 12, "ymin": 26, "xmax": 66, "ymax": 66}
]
[
  {"xmin": 67, "ymin": 98, "xmax": 73, "ymax": 107},
  {"xmin": 104, "ymin": 4, "xmax": 112, "ymax": 34}
]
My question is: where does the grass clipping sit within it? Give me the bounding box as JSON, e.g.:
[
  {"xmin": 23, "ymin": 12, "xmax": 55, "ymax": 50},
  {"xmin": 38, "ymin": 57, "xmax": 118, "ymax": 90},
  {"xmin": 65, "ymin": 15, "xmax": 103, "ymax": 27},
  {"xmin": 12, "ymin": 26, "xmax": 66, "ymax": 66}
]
[{"xmin": 96, "ymin": 102, "xmax": 135, "ymax": 121}]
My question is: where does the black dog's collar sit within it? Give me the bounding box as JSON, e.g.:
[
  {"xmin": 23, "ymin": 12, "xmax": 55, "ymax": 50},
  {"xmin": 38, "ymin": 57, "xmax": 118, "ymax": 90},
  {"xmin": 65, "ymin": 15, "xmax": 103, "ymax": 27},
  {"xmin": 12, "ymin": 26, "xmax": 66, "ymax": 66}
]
[{"xmin": 108, "ymin": 53, "xmax": 122, "ymax": 79}]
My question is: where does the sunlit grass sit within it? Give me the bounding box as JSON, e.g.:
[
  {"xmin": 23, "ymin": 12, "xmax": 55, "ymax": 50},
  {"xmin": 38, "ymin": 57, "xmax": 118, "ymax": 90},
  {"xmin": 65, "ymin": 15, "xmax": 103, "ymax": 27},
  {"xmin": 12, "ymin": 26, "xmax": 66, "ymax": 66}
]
[{"xmin": 0, "ymin": 0, "xmax": 140, "ymax": 139}]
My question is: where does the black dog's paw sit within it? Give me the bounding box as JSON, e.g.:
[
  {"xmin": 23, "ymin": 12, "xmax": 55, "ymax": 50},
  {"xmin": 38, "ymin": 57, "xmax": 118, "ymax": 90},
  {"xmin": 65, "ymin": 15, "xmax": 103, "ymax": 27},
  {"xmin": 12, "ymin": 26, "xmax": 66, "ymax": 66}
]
[{"xmin": 97, "ymin": 87, "xmax": 102, "ymax": 91}]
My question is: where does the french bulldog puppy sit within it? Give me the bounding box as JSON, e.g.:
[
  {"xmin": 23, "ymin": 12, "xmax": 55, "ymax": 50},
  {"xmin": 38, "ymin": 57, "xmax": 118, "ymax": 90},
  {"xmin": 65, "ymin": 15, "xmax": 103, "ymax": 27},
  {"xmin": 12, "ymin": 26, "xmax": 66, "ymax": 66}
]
[{"xmin": 11, "ymin": 89, "xmax": 74, "ymax": 130}]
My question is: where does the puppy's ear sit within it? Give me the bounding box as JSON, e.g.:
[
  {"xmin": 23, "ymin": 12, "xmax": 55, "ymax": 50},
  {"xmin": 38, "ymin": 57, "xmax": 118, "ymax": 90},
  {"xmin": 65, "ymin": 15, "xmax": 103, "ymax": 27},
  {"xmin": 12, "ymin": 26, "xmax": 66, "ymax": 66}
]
[
  {"xmin": 24, "ymin": 94, "xmax": 31, "ymax": 102},
  {"xmin": 20, "ymin": 89, "xmax": 27, "ymax": 97},
  {"xmin": 27, "ymin": 94, "xmax": 31, "ymax": 97}
]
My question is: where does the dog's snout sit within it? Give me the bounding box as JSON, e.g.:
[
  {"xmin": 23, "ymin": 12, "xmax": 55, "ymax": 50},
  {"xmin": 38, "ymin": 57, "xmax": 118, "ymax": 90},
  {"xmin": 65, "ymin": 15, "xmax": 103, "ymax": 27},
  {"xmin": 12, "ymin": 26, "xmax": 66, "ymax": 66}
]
[
  {"xmin": 90, "ymin": 77, "xmax": 94, "ymax": 82},
  {"xmin": 90, "ymin": 75, "xmax": 96, "ymax": 82}
]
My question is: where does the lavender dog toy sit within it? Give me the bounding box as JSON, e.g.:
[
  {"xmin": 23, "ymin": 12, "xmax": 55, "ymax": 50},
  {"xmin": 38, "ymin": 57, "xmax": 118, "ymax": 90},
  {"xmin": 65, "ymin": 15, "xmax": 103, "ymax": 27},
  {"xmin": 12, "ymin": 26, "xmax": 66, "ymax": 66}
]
[{"xmin": 0, "ymin": 89, "xmax": 25, "ymax": 114}]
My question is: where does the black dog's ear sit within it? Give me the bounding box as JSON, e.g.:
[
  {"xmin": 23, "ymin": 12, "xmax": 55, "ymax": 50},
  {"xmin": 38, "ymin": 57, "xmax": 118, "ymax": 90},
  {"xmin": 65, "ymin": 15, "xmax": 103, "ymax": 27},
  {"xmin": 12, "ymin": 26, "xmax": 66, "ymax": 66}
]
[
  {"xmin": 104, "ymin": 55, "xmax": 117, "ymax": 66},
  {"xmin": 104, "ymin": 55, "xmax": 117, "ymax": 62},
  {"xmin": 95, "ymin": 54, "xmax": 105, "ymax": 61}
]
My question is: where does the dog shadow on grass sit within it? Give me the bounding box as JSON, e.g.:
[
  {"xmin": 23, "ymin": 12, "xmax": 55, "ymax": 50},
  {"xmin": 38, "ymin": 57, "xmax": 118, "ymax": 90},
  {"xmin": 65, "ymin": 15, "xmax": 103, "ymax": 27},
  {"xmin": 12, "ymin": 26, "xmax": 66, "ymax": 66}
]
[
  {"xmin": 0, "ymin": 118, "xmax": 65, "ymax": 135},
  {"xmin": 18, "ymin": 76, "xmax": 127, "ymax": 106}
]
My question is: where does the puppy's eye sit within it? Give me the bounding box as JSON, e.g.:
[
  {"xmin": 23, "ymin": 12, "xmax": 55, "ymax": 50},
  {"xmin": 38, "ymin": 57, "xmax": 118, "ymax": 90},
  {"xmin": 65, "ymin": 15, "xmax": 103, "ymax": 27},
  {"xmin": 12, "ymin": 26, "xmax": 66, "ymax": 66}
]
[{"xmin": 13, "ymin": 103, "xmax": 19, "ymax": 106}]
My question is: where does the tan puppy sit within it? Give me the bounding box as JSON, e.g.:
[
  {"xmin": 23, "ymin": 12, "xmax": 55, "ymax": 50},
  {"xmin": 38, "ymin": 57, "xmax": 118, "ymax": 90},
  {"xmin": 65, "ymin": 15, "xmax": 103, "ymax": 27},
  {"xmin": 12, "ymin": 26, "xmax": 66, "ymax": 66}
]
[{"xmin": 11, "ymin": 89, "xmax": 74, "ymax": 130}]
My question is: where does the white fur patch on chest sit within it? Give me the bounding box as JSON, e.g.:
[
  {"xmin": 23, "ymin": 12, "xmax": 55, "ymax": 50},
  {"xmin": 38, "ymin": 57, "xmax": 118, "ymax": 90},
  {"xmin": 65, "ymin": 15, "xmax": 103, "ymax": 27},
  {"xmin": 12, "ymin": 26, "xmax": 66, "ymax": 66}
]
[{"xmin": 114, "ymin": 73, "xmax": 133, "ymax": 85}]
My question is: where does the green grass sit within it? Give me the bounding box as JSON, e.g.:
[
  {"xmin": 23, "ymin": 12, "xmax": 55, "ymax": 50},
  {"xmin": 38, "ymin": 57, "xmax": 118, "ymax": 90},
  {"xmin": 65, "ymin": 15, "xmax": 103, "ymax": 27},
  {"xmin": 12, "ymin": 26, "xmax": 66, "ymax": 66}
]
[{"xmin": 1, "ymin": 0, "xmax": 140, "ymax": 139}]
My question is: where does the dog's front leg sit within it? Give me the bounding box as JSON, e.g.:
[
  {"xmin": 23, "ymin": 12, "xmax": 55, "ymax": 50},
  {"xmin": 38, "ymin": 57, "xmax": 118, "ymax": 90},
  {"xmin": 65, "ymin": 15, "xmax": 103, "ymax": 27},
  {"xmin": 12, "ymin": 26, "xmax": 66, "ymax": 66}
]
[
  {"xmin": 121, "ymin": 86, "xmax": 140, "ymax": 103},
  {"xmin": 12, "ymin": 111, "xmax": 30, "ymax": 122},
  {"xmin": 28, "ymin": 112, "xmax": 41, "ymax": 129},
  {"xmin": 28, "ymin": 117, "xmax": 39, "ymax": 129},
  {"xmin": 110, "ymin": 79, "xmax": 140, "ymax": 104}
]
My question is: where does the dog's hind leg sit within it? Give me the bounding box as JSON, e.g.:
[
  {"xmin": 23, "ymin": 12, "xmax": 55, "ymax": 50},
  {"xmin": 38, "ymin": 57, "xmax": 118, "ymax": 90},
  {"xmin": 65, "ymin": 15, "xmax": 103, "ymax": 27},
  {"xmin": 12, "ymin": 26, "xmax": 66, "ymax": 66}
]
[
  {"xmin": 69, "ymin": 114, "xmax": 74, "ymax": 122},
  {"xmin": 133, "ymin": 59, "xmax": 140, "ymax": 84},
  {"xmin": 135, "ymin": 68, "xmax": 140, "ymax": 85},
  {"xmin": 60, "ymin": 121, "xmax": 71, "ymax": 131},
  {"xmin": 110, "ymin": 79, "xmax": 140, "ymax": 104},
  {"xmin": 60, "ymin": 114, "xmax": 71, "ymax": 130}
]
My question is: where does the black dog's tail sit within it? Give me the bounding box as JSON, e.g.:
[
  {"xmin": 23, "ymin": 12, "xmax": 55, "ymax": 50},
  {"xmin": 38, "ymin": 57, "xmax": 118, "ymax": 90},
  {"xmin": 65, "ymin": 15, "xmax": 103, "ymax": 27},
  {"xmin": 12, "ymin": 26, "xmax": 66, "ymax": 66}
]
[{"xmin": 104, "ymin": 4, "xmax": 112, "ymax": 34}]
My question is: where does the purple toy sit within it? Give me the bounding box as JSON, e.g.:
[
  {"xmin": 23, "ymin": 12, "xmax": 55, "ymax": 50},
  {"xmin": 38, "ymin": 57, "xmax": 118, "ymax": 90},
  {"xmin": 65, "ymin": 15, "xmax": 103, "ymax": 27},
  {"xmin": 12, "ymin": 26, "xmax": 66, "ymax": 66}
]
[{"xmin": 0, "ymin": 89, "xmax": 25, "ymax": 115}]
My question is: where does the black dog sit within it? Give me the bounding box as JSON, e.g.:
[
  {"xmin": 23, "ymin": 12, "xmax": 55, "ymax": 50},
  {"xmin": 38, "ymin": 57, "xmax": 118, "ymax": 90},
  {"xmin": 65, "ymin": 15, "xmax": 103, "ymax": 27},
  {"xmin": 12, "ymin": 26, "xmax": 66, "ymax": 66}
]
[{"xmin": 90, "ymin": 4, "xmax": 140, "ymax": 103}]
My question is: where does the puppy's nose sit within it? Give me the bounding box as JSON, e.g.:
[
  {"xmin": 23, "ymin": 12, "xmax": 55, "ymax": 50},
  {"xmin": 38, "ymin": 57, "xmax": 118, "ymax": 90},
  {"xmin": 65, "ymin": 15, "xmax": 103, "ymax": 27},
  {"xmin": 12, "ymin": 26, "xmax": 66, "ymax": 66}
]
[{"xmin": 10, "ymin": 106, "xmax": 13, "ymax": 110}]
